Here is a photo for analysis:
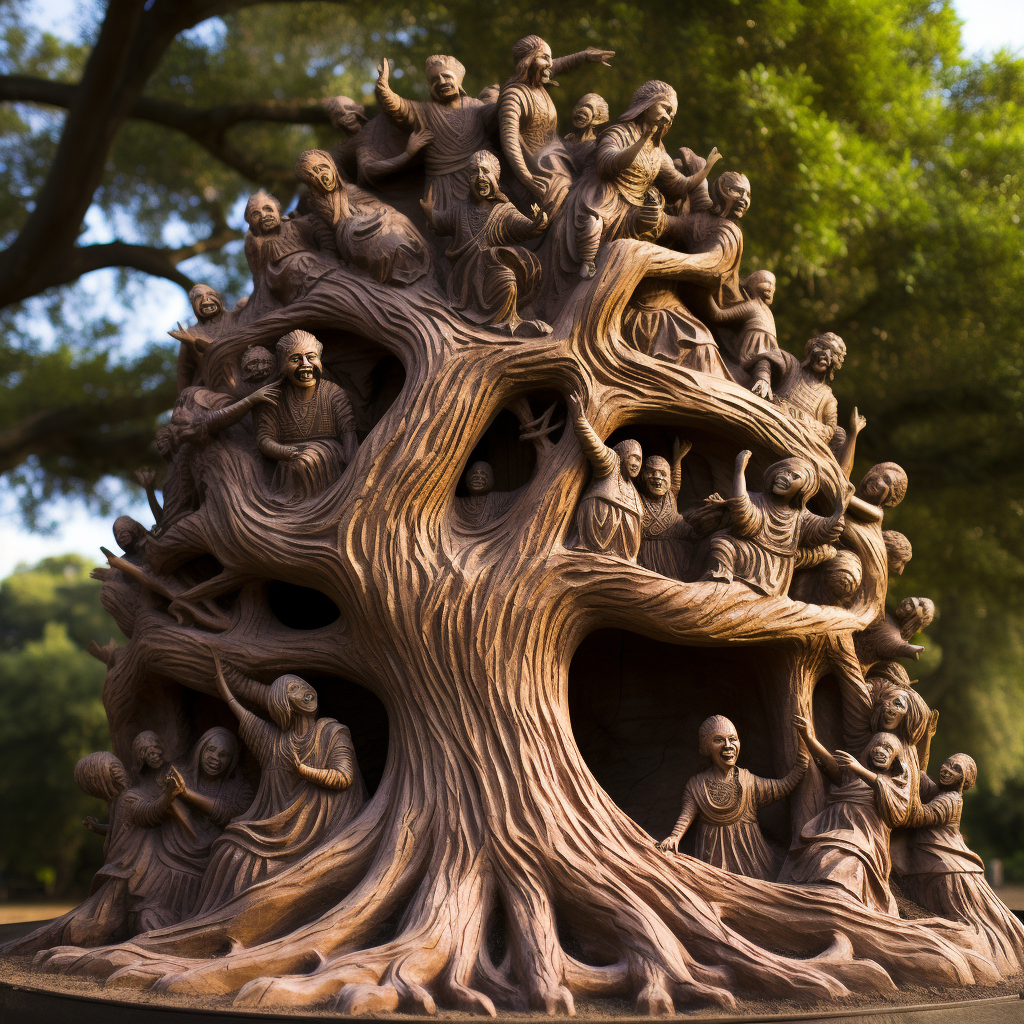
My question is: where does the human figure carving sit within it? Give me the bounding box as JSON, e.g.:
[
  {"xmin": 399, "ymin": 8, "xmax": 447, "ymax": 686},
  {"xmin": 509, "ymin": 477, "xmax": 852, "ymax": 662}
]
[
  {"xmin": 253, "ymin": 330, "xmax": 358, "ymax": 500},
  {"xmin": 702, "ymin": 450, "xmax": 846, "ymax": 597},
  {"xmin": 855, "ymin": 596, "xmax": 935, "ymax": 665},
  {"xmin": 113, "ymin": 515, "xmax": 151, "ymax": 561},
  {"xmin": 243, "ymin": 190, "xmax": 338, "ymax": 309},
  {"xmin": 893, "ymin": 754, "xmax": 1024, "ymax": 970},
  {"xmin": 782, "ymin": 717, "xmax": 913, "ymax": 914},
  {"xmin": 772, "ymin": 332, "xmax": 864, "ymax": 475},
  {"xmin": 173, "ymin": 283, "xmax": 232, "ymax": 390},
  {"xmin": 702, "ymin": 269, "xmax": 779, "ymax": 397},
  {"xmin": 548, "ymin": 81, "xmax": 720, "ymax": 284},
  {"xmin": 195, "ymin": 658, "xmax": 365, "ymax": 911},
  {"xmin": 567, "ymin": 392, "xmax": 643, "ymax": 561},
  {"xmin": 295, "ymin": 148, "xmax": 429, "ymax": 286},
  {"xmin": 376, "ymin": 54, "xmax": 494, "ymax": 218},
  {"xmin": 564, "ymin": 92, "xmax": 609, "ymax": 143},
  {"xmin": 497, "ymin": 35, "xmax": 613, "ymax": 214},
  {"xmin": 239, "ymin": 345, "xmax": 276, "ymax": 395},
  {"xmin": 133, "ymin": 467, "xmax": 163, "ymax": 524},
  {"xmin": 637, "ymin": 439, "xmax": 694, "ymax": 579},
  {"xmin": 790, "ymin": 549, "xmax": 863, "ymax": 607},
  {"xmin": 454, "ymin": 460, "xmax": 514, "ymax": 528},
  {"xmin": 657, "ymin": 715, "xmax": 808, "ymax": 880},
  {"xmin": 856, "ymin": 461, "xmax": 909, "ymax": 508},
  {"xmin": 423, "ymin": 150, "xmax": 549, "ymax": 336},
  {"xmin": 883, "ymin": 530, "xmax": 913, "ymax": 576}
]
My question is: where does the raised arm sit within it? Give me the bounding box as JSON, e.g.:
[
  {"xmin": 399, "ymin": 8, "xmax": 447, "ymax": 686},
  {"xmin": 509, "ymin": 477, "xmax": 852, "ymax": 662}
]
[
  {"xmin": 203, "ymin": 381, "xmax": 281, "ymax": 436},
  {"xmin": 752, "ymin": 743, "xmax": 809, "ymax": 805},
  {"xmin": 550, "ymin": 47, "xmax": 614, "ymax": 77},
  {"xmin": 670, "ymin": 438, "xmax": 691, "ymax": 502},
  {"xmin": 702, "ymin": 295, "xmax": 757, "ymax": 326},
  {"xmin": 596, "ymin": 123, "xmax": 658, "ymax": 178},
  {"xmin": 657, "ymin": 781, "xmax": 698, "ymax": 854},
  {"xmin": 134, "ymin": 467, "xmax": 163, "ymax": 523},
  {"xmin": 657, "ymin": 147, "xmax": 721, "ymax": 201},
  {"xmin": 567, "ymin": 391, "xmax": 618, "ymax": 478},
  {"xmin": 358, "ymin": 127, "xmax": 432, "ymax": 183},
  {"xmin": 798, "ymin": 493, "xmax": 846, "ymax": 546},
  {"xmin": 213, "ymin": 653, "xmax": 261, "ymax": 735},
  {"xmin": 793, "ymin": 714, "xmax": 842, "ymax": 783},
  {"xmin": 375, "ymin": 58, "xmax": 416, "ymax": 128},
  {"xmin": 833, "ymin": 407, "xmax": 866, "ymax": 478}
]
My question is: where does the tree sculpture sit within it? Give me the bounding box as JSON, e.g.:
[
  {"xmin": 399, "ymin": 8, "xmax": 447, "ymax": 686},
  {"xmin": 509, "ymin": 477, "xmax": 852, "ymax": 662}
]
[{"xmin": 6, "ymin": 37, "xmax": 1023, "ymax": 1018}]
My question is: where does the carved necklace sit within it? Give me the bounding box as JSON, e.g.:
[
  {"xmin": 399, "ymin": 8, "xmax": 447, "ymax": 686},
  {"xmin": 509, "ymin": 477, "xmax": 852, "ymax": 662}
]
[
  {"xmin": 642, "ymin": 495, "xmax": 677, "ymax": 537},
  {"xmin": 288, "ymin": 386, "xmax": 319, "ymax": 437},
  {"xmin": 702, "ymin": 768, "xmax": 741, "ymax": 810}
]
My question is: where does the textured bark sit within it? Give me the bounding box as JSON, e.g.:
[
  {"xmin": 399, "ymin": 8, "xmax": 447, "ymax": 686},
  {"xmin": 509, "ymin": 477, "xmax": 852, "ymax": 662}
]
[{"xmin": 24, "ymin": 240, "xmax": 1012, "ymax": 1013}]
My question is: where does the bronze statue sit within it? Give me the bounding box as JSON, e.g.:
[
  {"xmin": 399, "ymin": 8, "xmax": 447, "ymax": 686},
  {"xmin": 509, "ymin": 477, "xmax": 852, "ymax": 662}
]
[
  {"xmin": 702, "ymin": 450, "xmax": 846, "ymax": 596},
  {"xmin": 253, "ymin": 330, "xmax": 358, "ymax": 499},
  {"xmin": 658, "ymin": 715, "xmax": 807, "ymax": 880}
]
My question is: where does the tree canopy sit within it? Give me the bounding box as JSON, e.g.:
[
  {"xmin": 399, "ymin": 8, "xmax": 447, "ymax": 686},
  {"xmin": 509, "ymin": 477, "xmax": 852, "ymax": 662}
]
[{"xmin": 0, "ymin": 0, "xmax": 1021, "ymax": 800}]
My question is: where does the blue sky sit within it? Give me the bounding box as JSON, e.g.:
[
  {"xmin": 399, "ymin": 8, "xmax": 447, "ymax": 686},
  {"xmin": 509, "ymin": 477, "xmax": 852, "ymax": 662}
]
[{"xmin": 2, "ymin": 0, "xmax": 1024, "ymax": 576}]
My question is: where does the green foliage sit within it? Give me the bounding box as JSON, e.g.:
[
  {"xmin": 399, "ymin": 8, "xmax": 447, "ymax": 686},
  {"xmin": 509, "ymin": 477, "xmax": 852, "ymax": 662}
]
[{"xmin": 0, "ymin": 556, "xmax": 119, "ymax": 893}]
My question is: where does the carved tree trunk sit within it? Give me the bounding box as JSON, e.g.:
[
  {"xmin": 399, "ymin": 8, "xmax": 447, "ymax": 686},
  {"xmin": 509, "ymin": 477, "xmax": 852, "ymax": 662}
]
[{"xmin": 32, "ymin": 242, "xmax": 1001, "ymax": 1013}]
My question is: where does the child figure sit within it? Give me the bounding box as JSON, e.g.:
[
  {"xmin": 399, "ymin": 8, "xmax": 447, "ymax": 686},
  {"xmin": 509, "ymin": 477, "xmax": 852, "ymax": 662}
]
[
  {"xmin": 658, "ymin": 715, "xmax": 807, "ymax": 880},
  {"xmin": 893, "ymin": 754, "xmax": 1024, "ymax": 972},
  {"xmin": 702, "ymin": 450, "xmax": 846, "ymax": 597},
  {"xmin": 703, "ymin": 269, "xmax": 779, "ymax": 399}
]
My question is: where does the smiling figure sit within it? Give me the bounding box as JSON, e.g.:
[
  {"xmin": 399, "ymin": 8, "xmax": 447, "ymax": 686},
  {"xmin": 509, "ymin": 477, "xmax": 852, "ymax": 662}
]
[{"xmin": 657, "ymin": 715, "xmax": 807, "ymax": 880}]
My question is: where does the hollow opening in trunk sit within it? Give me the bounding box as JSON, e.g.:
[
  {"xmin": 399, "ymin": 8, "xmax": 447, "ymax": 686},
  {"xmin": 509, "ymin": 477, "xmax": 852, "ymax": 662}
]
[{"xmin": 266, "ymin": 581, "xmax": 342, "ymax": 630}]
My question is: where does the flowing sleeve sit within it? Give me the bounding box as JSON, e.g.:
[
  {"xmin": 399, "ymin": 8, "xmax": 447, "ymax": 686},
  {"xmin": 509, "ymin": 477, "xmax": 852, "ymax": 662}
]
[
  {"xmin": 595, "ymin": 124, "xmax": 635, "ymax": 180},
  {"xmin": 122, "ymin": 788, "xmax": 170, "ymax": 829},
  {"xmin": 550, "ymin": 51, "xmax": 589, "ymax": 76},
  {"xmin": 910, "ymin": 790, "xmax": 958, "ymax": 828},
  {"xmin": 797, "ymin": 508, "xmax": 837, "ymax": 547},
  {"xmin": 328, "ymin": 383, "xmax": 357, "ymax": 437},
  {"xmin": 238, "ymin": 712, "xmax": 277, "ymax": 766},
  {"xmin": 874, "ymin": 765, "xmax": 913, "ymax": 828},
  {"xmin": 666, "ymin": 779, "xmax": 700, "ymax": 840},
  {"xmin": 750, "ymin": 751, "xmax": 808, "ymax": 806},
  {"xmin": 725, "ymin": 491, "xmax": 764, "ymax": 538},
  {"xmin": 375, "ymin": 82, "xmax": 417, "ymax": 128}
]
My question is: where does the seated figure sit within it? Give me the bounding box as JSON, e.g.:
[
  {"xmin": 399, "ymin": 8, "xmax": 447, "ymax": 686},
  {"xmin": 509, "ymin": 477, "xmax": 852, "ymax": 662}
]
[
  {"xmin": 424, "ymin": 150, "xmax": 549, "ymax": 336},
  {"xmin": 253, "ymin": 330, "xmax": 358, "ymax": 500},
  {"xmin": 702, "ymin": 450, "xmax": 845, "ymax": 597},
  {"xmin": 637, "ymin": 439, "xmax": 693, "ymax": 579},
  {"xmin": 295, "ymin": 148, "xmax": 430, "ymax": 286},
  {"xmin": 772, "ymin": 332, "xmax": 864, "ymax": 476},
  {"xmin": 568, "ymin": 391, "xmax": 643, "ymax": 561},
  {"xmin": 855, "ymin": 596, "xmax": 935, "ymax": 665},
  {"xmin": 658, "ymin": 715, "xmax": 807, "ymax": 880}
]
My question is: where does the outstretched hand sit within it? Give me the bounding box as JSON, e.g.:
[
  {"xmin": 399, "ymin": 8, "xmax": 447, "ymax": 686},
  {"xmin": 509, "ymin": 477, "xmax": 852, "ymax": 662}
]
[
  {"xmin": 253, "ymin": 380, "xmax": 282, "ymax": 405},
  {"xmin": 376, "ymin": 57, "xmax": 390, "ymax": 87},
  {"xmin": 134, "ymin": 466, "xmax": 156, "ymax": 489},
  {"xmin": 792, "ymin": 713, "xmax": 811, "ymax": 738},
  {"xmin": 657, "ymin": 835, "xmax": 681, "ymax": 854},
  {"xmin": 735, "ymin": 449, "xmax": 752, "ymax": 472},
  {"xmin": 850, "ymin": 406, "xmax": 867, "ymax": 434},
  {"xmin": 585, "ymin": 48, "xmax": 615, "ymax": 66}
]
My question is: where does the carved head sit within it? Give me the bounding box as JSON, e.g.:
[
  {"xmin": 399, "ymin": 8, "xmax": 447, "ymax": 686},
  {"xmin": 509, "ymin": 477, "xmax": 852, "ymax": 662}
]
[
  {"xmin": 322, "ymin": 95, "xmax": 368, "ymax": 135},
  {"xmin": 188, "ymin": 283, "xmax": 224, "ymax": 322},
  {"xmin": 113, "ymin": 515, "xmax": 147, "ymax": 553},
  {"xmin": 192, "ymin": 726, "xmax": 239, "ymax": 780},
  {"xmin": 869, "ymin": 683, "xmax": 930, "ymax": 744},
  {"xmin": 641, "ymin": 455, "xmax": 671, "ymax": 498},
  {"xmin": 939, "ymin": 753, "xmax": 977, "ymax": 793},
  {"xmin": 424, "ymin": 55, "xmax": 465, "ymax": 103},
  {"xmin": 74, "ymin": 751, "xmax": 128, "ymax": 801},
  {"xmin": 469, "ymin": 150, "xmax": 506, "ymax": 202},
  {"xmin": 477, "ymin": 84, "xmax": 501, "ymax": 104},
  {"xmin": 710, "ymin": 171, "xmax": 751, "ymax": 219},
  {"xmin": 277, "ymin": 330, "xmax": 323, "ymax": 390},
  {"xmin": 742, "ymin": 269, "xmax": 775, "ymax": 305},
  {"xmin": 618, "ymin": 80, "xmax": 678, "ymax": 132},
  {"xmin": 465, "ymin": 460, "xmax": 494, "ymax": 496},
  {"xmin": 896, "ymin": 596, "xmax": 935, "ymax": 638},
  {"xmin": 857, "ymin": 462, "xmax": 908, "ymax": 508},
  {"xmin": 511, "ymin": 34, "xmax": 553, "ymax": 85},
  {"xmin": 572, "ymin": 93, "xmax": 609, "ymax": 131},
  {"xmin": 763, "ymin": 456, "xmax": 817, "ymax": 505},
  {"xmin": 241, "ymin": 345, "xmax": 276, "ymax": 385},
  {"xmin": 800, "ymin": 331, "xmax": 845, "ymax": 383},
  {"xmin": 296, "ymin": 149, "xmax": 340, "ymax": 195},
  {"xmin": 864, "ymin": 731, "xmax": 901, "ymax": 772},
  {"xmin": 698, "ymin": 715, "xmax": 739, "ymax": 770},
  {"xmin": 245, "ymin": 190, "xmax": 282, "ymax": 235},
  {"xmin": 883, "ymin": 530, "xmax": 912, "ymax": 576},
  {"xmin": 267, "ymin": 674, "xmax": 318, "ymax": 729},
  {"xmin": 131, "ymin": 729, "xmax": 165, "ymax": 776},
  {"xmin": 613, "ymin": 439, "xmax": 642, "ymax": 480},
  {"xmin": 821, "ymin": 550, "xmax": 862, "ymax": 604}
]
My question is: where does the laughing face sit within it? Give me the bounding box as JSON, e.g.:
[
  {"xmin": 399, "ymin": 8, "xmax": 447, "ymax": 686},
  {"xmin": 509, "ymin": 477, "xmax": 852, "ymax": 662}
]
[
  {"xmin": 770, "ymin": 463, "xmax": 807, "ymax": 500},
  {"xmin": 200, "ymin": 740, "xmax": 232, "ymax": 778},
  {"xmin": 282, "ymin": 342, "xmax": 322, "ymax": 390},
  {"xmin": 708, "ymin": 725, "xmax": 740, "ymax": 771},
  {"xmin": 642, "ymin": 462, "xmax": 670, "ymax": 497},
  {"xmin": 877, "ymin": 691, "xmax": 909, "ymax": 732},
  {"xmin": 867, "ymin": 737, "xmax": 898, "ymax": 770}
]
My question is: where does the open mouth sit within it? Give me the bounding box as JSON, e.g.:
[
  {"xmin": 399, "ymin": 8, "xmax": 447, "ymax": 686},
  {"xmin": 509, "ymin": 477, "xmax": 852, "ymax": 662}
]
[{"xmin": 295, "ymin": 368, "xmax": 316, "ymax": 383}]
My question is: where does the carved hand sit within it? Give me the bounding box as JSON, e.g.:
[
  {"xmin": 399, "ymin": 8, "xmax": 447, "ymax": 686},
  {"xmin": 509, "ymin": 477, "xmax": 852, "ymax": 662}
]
[
  {"xmin": 530, "ymin": 204, "xmax": 548, "ymax": 231},
  {"xmin": 253, "ymin": 380, "xmax": 282, "ymax": 405},
  {"xmin": 657, "ymin": 835, "xmax": 681, "ymax": 854},
  {"xmin": 792, "ymin": 713, "xmax": 811, "ymax": 739},
  {"xmin": 212, "ymin": 652, "xmax": 233, "ymax": 703},
  {"xmin": 134, "ymin": 466, "xmax": 156, "ymax": 489},
  {"xmin": 750, "ymin": 379, "xmax": 771, "ymax": 400},
  {"xmin": 736, "ymin": 449, "xmax": 752, "ymax": 472},
  {"xmin": 565, "ymin": 390, "xmax": 585, "ymax": 421},
  {"xmin": 164, "ymin": 766, "xmax": 186, "ymax": 797},
  {"xmin": 376, "ymin": 57, "xmax": 390, "ymax": 87},
  {"xmin": 671, "ymin": 437, "xmax": 692, "ymax": 465},
  {"xmin": 83, "ymin": 815, "xmax": 100, "ymax": 833},
  {"xmin": 407, "ymin": 128, "xmax": 433, "ymax": 154},
  {"xmin": 833, "ymin": 750, "xmax": 868, "ymax": 779},
  {"xmin": 704, "ymin": 147, "xmax": 722, "ymax": 169},
  {"xmin": 850, "ymin": 406, "xmax": 867, "ymax": 434},
  {"xmin": 585, "ymin": 48, "xmax": 615, "ymax": 66}
]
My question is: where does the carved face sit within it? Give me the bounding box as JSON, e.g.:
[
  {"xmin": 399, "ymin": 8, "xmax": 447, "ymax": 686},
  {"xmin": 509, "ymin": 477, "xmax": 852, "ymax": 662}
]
[
  {"xmin": 428, "ymin": 68, "xmax": 461, "ymax": 103},
  {"xmin": 807, "ymin": 343, "xmax": 835, "ymax": 376},
  {"xmin": 143, "ymin": 742, "xmax": 164, "ymax": 770},
  {"xmin": 708, "ymin": 725, "xmax": 740, "ymax": 771},
  {"xmin": 305, "ymin": 155, "xmax": 337, "ymax": 193},
  {"xmin": 530, "ymin": 45, "xmax": 553, "ymax": 85},
  {"xmin": 466, "ymin": 461, "xmax": 494, "ymax": 495},
  {"xmin": 863, "ymin": 468, "xmax": 899, "ymax": 504},
  {"xmin": 200, "ymin": 740, "xmax": 232, "ymax": 778},
  {"xmin": 192, "ymin": 287, "xmax": 223, "ymax": 321},
  {"xmin": 756, "ymin": 278, "xmax": 775, "ymax": 304},
  {"xmin": 249, "ymin": 198, "xmax": 280, "ymax": 235},
  {"xmin": 642, "ymin": 98, "xmax": 675, "ymax": 131},
  {"xmin": 877, "ymin": 691, "xmax": 909, "ymax": 731},
  {"xmin": 642, "ymin": 463, "xmax": 670, "ymax": 497},
  {"xmin": 281, "ymin": 341, "xmax": 322, "ymax": 389},
  {"xmin": 623, "ymin": 452, "xmax": 642, "ymax": 479},
  {"xmin": 572, "ymin": 103, "xmax": 596, "ymax": 130},
  {"xmin": 113, "ymin": 522, "xmax": 136, "ymax": 550},
  {"xmin": 938, "ymin": 758, "xmax": 964, "ymax": 789},
  {"xmin": 470, "ymin": 157, "xmax": 501, "ymax": 200},
  {"xmin": 721, "ymin": 180, "xmax": 751, "ymax": 219},
  {"xmin": 867, "ymin": 737, "xmax": 898, "ymax": 770},
  {"xmin": 287, "ymin": 678, "xmax": 318, "ymax": 714},
  {"xmin": 242, "ymin": 350, "xmax": 274, "ymax": 384},
  {"xmin": 769, "ymin": 463, "xmax": 807, "ymax": 499},
  {"xmin": 889, "ymin": 553, "xmax": 908, "ymax": 576}
]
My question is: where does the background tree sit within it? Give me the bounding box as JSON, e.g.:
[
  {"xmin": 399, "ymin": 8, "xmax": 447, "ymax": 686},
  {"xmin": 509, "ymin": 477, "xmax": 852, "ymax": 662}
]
[{"xmin": 0, "ymin": 0, "xmax": 1021, "ymax": 855}]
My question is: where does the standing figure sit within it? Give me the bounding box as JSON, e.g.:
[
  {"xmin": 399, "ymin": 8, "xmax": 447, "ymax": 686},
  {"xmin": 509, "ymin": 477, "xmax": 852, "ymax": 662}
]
[
  {"xmin": 253, "ymin": 330, "xmax": 358, "ymax": 500},
  {"xmin": 772, "ymin": 332, "xmax": 864, "ymax": 475},
  {"xmin": 195, "ymin": 659, "xmax": 365, "ymax": 911},
  {"xmin": 894, "ymin": 755, "xmax": 1024, "ymax": 971},
  {"xmin": 702, "ymin": 450, "xmax": 846, "ymax": 597},
  {"xmin": 568, "ymin": 392, "xmax": 643, "ymax": 561},
  {"xmin": 703, "ymin": 269, "xmax": 779, "ymax": 397},
  {"xmin": 498, "ymin": 35, "xmax": 614, "ymax": 215},
  {"xmin": 375, "ymin": 54, "xmax": 494, "ymax": 218},
  {"xmin": 176, "ymin": 283, "xmax": 230, "ymax": 390},
  {"xmin": 424, "ymin": 150, "xmax": 549, "ymax": 336},
  {"xmin": 547, "ymin": 81, "xmax": 720, "ymax": 285},
  {"xmin": 782, "ymin": 717, "xmax": 913, "ymax": 914},
  {"xmin": 564, "ymin": 92, "xmax": 609, "ymax": 143},
  {"xmin": 856, "ymin": 462, "xmax": 909, "ymax": 508},
  {"xmin": 658, "ymin": 715, "xmax": 808, "ymax": 880},
  {"xmin": 855, "ymin": 597, "xmax": 935, "ymax": 666},
  {"xmin": 637, "ymin": 439, "xmax": 693, "ymax": 579},
  {"xmin": 243, "ymin": 190, "xmax": 337, "ymax": 310}
]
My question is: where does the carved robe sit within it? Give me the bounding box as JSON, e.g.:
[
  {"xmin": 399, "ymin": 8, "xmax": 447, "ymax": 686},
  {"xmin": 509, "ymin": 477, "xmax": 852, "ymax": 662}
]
[
  {"xmin": 638, "ymin": 493, "xmax": 691, "ymax": 579},
  {"xmin": 575, "ymin": 442, "xmax": 643, "ymax": 561},
  {"xmin": 772, "ymin": 352, "xmax": 842, "ymax": 446},
  {"xmin": 244, "ymin": 216, "xmax": 337, "ymax": 309}
]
